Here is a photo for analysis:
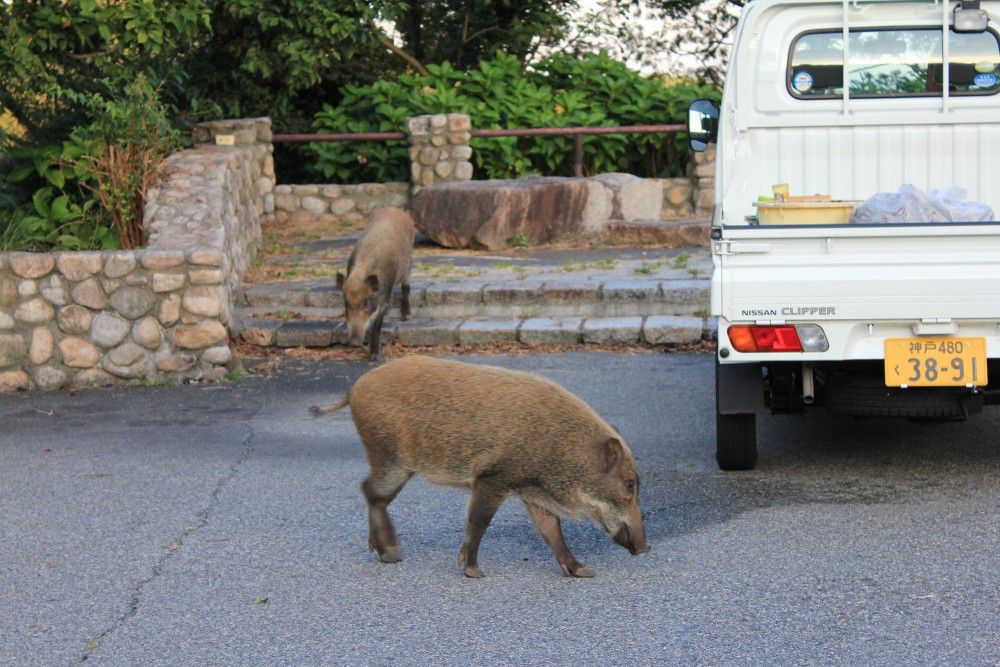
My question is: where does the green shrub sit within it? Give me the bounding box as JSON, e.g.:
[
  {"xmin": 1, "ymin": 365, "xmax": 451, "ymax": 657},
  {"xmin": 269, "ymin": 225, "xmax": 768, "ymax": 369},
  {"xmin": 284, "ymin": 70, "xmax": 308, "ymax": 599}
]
[
  {"xmin": 4, "ymin": 76, "xmax": 181, "ymax": 250},
  {"xmin": 4, "ymin": 138, "xmax": 116, "ymax": 251},
  {"xmin": 0, "ymin": 208, "xmax": 29, "ymax": 252},
  {"xmin": 67, "ymin": 77, "xmax": 183, "ymax": 248},
  {"xmin": 310, "ymin": 52, "xmax": 720, "ymax": 183}
]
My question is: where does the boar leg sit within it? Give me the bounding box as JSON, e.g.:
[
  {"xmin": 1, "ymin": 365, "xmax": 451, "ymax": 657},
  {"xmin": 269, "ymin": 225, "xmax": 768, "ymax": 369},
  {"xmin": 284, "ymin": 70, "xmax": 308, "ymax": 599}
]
[
  {"xmin": 458, "ymin": 480, "xmax": 507, "ymax": 579},
  {"xmin": 400, "ymin": 283, "xmax": 411, "ymax": 321},
  {"xmin": 523, "ymin": 501, "xmax": 596, "ymax": 578},
  {"xmin": 361, "ymin": 466, "xmax": 411, "ymax": 563},
  {"xmin": 367, "ymin": 310, "xmax": 386, "ymax": 362}
]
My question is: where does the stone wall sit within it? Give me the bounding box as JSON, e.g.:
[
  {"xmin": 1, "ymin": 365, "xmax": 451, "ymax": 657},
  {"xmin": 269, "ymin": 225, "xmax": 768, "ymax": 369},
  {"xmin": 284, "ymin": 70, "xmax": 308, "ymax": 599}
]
[
  {"xmin": 271, "ymin": 182, "xmax": 409, "ymax": 225},
  {"xmin": 0, "ymin": 118, "xmax": 271, "ymax": 392},
  {"xmin": 271, "ymin": 174, "xmax": 707, "ymax": 224},
  {"xmin": 688, "ymin": 144, "xmax": 716, "ymax": 216},
  {"xmin": 659, "ymin": 178, "xmax": 695, "ymax": 219}
]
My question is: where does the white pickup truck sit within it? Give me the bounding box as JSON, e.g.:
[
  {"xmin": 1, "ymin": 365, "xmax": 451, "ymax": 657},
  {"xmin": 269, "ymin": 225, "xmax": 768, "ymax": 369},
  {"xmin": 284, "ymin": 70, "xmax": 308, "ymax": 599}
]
[{"xmin": 688, "ymin": 0, "xmax": 1000, "ymax": 469}]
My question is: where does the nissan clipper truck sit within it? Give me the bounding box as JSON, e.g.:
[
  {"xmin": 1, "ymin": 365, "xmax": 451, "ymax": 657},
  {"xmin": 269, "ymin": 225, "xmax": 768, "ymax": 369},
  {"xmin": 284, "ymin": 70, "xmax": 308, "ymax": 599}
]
[{"xmin": 687, "ymin": 0, "xmax": 1000, "ymax": 469}]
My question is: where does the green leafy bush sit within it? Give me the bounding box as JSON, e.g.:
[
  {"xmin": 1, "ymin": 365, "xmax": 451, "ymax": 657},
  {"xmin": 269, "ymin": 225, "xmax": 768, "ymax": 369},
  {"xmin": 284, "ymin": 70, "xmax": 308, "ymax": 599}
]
[
  {"xmin": 0, "ymin": 208, "xmax": 28, "ymax": 252},
  {"xmin": 4, "ymin": 137, "xmax": 115, "ymax": 251},
  {"xmin": 4, "ymin": 77, "xmax": 181, "ymax": 250},
  {"xmin": 310, "ymin": 52, "xmax": 720, "ymax": 183},
  {"xmin": 64, "ymin": 77, "xmax": 183, "ymax": 248}
]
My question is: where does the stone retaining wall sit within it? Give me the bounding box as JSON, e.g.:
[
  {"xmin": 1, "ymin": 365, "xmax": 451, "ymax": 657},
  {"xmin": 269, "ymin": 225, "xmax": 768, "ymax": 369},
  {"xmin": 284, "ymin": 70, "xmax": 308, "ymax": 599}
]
[
  {"xmin": 689, "ymin": 144, "xmax": 716, "ymax": 217},
  {"xmin": 271, "ymin": 182, "xmax": 409, "ymax": 225},
  {"xmin": 658, "ymin": 177, "xmax": 695, "ymax": 219},
  {"xmin": 0, "ymin": 118, "xmax": 272, "ymax": 392},
  {"xmin": 273, "ymin": 175, "xmax": 703, "ymax": 224}
]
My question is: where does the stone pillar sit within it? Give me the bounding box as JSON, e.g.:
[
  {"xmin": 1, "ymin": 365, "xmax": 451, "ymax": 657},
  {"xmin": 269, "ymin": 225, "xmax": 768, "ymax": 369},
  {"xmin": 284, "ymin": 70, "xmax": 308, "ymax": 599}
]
[
  {"xmin": 192, "ymin": 117, "xmax": 276, "ymax": 220},
  {"xmin": 407, "ymin": 114, "xmax": 474, "ymax": 194},
  {"xmin": 192, "ymin": 117, "xmax": 273, "ymax": 150},
  {"xmin": 688, "ymin": 144, "xmax": 716, "ymax": 217}
]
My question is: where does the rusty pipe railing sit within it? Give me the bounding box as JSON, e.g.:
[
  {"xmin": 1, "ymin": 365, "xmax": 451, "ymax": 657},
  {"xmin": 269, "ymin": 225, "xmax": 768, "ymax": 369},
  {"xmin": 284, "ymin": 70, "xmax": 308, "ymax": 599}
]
[
  {"xmin": 273, "ymin": 131, "xmax": 407, "ymax": 142},
  {"xmin": 272, "ymin": 124, "xmax": 685, "ymax": 177}
]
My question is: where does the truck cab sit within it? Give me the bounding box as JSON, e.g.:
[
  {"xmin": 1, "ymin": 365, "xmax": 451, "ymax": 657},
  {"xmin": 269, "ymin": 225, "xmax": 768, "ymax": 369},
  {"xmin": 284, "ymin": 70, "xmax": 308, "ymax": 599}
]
[{"xmin": 689, "ymin": 0, "xmax": 1000, "ymax": 469}]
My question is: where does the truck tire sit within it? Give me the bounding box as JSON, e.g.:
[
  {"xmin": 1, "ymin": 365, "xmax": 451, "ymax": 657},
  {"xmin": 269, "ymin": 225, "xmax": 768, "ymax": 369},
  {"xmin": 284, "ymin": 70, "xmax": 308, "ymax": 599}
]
[
  {"xmin": 716, "ymin": 412, "xmax": 757, "ymax": 471},
  {"xmin": 825, "ymin": 373, "xmax": 982, "ymax": 419}
]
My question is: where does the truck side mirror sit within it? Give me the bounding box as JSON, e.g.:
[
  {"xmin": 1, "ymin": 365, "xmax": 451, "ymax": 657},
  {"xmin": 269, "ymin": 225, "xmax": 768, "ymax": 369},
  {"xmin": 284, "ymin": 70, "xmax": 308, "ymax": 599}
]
[{"xmin": 688, "ymin": 99, "xmax": 720, "ymax": 152}]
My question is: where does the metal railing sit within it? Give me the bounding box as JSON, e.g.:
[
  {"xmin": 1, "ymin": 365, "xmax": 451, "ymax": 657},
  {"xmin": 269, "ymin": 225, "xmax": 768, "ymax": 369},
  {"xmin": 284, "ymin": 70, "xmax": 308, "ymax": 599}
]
[{"xmin": 272, "ymin": 124, "xmax": 686, "ymax": 177}]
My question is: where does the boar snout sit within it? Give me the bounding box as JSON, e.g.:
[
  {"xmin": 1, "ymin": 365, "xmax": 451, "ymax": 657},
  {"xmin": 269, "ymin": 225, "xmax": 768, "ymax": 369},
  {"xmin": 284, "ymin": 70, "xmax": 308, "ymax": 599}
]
[
  {"xmin": 612, "ymin": 523, "xmax": 651, "ymax": 555},
  {"xmin": 611, "ymin": 499, "xmax": 650, "ymax": 555},
  {"xmin": 347, "ymin": 318, "xmax": 368, "ymax": 346}
]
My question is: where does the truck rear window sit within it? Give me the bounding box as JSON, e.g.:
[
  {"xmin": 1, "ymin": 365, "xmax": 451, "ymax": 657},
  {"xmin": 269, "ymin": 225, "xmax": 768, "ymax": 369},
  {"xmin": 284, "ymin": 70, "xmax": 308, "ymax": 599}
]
[{"xmin": 789, "ymin": 28, "xmax": 1000, "ymax": 98}]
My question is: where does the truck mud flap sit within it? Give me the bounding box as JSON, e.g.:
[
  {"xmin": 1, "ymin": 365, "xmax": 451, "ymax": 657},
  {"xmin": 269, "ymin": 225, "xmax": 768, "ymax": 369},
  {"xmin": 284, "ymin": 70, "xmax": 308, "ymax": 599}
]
[{"xmin": 716, "ymin": 361, "xmax": 765, "ymax": 414}]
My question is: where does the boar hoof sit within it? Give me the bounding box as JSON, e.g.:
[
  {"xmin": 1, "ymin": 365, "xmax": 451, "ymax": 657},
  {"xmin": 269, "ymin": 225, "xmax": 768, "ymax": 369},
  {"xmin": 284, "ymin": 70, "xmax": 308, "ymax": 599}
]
[
  {"xmin": 566, "ymin": 564, "xmax": 596, "ymax": 578},
  {"xmin": 379, "ymin": 546, "xmax": 401, "ymax": 563},
  {"xmin": 369, "ymin": 353, "xmax": 382, "ymax": 363},
  {"xmin": 459, "ymin": 547, "xmax": 485, "ymax": 578}
]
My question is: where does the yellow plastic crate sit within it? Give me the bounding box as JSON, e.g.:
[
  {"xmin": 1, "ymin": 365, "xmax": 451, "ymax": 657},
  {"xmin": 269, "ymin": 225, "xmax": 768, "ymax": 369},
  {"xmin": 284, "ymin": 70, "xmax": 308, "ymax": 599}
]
[{"xmin": 753, "ymin": 200, "xmax": 859, "ymax": 225}]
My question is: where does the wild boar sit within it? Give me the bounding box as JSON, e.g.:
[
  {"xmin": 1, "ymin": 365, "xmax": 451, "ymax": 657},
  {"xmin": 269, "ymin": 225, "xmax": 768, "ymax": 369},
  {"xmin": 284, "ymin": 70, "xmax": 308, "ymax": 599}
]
[
  {"xmin": 310, "ymin": 355, "xmax": 650, "ymax": 578},
  {"xmin": 335, "ymin": 207, "xmax": 415, "ymax": 361}
]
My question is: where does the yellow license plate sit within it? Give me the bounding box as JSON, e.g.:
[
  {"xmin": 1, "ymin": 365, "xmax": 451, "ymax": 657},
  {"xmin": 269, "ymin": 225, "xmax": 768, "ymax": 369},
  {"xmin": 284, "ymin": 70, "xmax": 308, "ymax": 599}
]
[{"xmin": 884, "ymin": 337, "xmax": 988, "ymax": 387}]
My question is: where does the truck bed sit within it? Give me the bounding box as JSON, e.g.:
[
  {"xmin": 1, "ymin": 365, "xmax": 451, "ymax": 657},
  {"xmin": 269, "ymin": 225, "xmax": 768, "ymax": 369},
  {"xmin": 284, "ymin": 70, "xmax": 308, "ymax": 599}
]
[{"xmin": 713, "ymin": 222, "xmax": 1000, "ymax": 362}]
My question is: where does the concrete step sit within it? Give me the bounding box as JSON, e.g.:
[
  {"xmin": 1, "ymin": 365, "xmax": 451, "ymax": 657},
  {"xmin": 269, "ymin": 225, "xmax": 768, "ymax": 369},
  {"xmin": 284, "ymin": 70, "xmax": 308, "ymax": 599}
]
[
  {"xmin": 234, "ymin": 314, "xmax": 717, "ymax": 349},
  {"xmin": 604, "ymin": 218, "xmax": 710, "ymax": 246},
  {"xmin": 236, "ymin": 276, "xmax": 710, "ymax": 321}
]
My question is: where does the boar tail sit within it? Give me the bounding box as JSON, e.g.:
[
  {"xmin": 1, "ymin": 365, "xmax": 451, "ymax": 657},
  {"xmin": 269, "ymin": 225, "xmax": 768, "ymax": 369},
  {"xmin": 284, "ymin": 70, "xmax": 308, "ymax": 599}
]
[{"xmin": 309, "ymin": 395, "xmax": 351, "ymax": 417}]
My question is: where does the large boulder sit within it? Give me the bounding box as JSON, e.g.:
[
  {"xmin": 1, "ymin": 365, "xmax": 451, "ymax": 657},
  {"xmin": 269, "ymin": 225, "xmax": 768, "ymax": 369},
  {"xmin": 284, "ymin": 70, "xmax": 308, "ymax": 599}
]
[
  {"xmin": 410, "ymin": 177, "xmax": 601, "ymax": 250},
  {"xmin": 411, "ymin": 174, "xmax": 664, "ymax": 250},
  {"xmin": 589, "ymin": 173, "xmax": 664, "ymax": 221}
]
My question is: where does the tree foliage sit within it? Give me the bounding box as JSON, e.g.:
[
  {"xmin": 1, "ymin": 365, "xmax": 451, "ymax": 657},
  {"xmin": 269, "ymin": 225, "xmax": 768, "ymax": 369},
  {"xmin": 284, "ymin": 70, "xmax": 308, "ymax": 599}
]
[
  {"xmin": 0, "ymin": 0, "xmax": 210, "ymax": 143},
  {"xmin": 181, "ymin": 1, "xmax": 399, "ymax": 131},
  {"xmin": 384, "ymin": 0, "xmax": 576, "ymax": 69},
  {"xmin": 636, "ymin": 0, "xmax": 743, "ymax": 83},
  {"xmin": 311, "ymin": 52, "xmax": 720, "ymax": 183}
]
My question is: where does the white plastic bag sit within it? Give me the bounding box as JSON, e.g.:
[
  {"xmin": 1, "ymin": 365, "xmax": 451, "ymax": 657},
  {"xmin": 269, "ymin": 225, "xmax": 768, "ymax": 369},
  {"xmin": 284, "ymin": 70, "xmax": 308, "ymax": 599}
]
[
  {"xmin": 927, "ymin": 186, "xmax": 995, "ymax": 222},
  {"xmin": 849, "ymin": 184, "xmax": 994, "ymax": 224}
]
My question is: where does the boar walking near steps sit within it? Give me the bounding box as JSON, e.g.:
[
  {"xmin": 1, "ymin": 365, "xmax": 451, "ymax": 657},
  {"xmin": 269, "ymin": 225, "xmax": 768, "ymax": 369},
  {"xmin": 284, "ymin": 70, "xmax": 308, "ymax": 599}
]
[
  {"xmin": 310, "ymin": 356, "xmax": 650, "ymax": 578},
  {"xmin": 336, "ymin": 207, "xmax": 415, "ymax": 361}
]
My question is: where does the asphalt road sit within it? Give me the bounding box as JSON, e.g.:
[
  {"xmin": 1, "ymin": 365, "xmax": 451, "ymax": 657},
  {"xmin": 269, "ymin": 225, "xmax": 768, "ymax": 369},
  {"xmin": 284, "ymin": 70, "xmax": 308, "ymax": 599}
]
[{"xmin": 1, "ymin": 352, "xmax": 998, "ymax": 666}]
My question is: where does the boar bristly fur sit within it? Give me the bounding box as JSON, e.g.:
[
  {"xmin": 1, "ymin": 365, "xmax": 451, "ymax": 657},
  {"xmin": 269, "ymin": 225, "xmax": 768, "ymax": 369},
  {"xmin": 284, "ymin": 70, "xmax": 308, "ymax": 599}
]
[
  {"xmin": 335, "ymin": 207, "xmax": 415, "ymax": 361},
  {"xmin": 310, "ymin": 356, "xmax": 650, "ymax": 578}
]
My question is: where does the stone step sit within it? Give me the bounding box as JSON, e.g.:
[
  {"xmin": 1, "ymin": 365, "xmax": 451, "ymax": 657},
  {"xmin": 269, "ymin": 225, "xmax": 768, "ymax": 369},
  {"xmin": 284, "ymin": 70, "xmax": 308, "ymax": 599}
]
[
  {"xmin": 604, "ymin": 218, "xmax": 710, "ymax": 247},
  {"xmin": 236, "ymin": 277, "xmax": 710, "ymax": 321},
  {"xmin": 234, "ymin": 314, "xmax": 717, "ymax": 349}
]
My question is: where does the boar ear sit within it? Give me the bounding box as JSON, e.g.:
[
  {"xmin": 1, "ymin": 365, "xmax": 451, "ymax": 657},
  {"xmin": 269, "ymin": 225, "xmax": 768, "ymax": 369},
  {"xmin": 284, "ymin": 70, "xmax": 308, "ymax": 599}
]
[
  {"xmin": 335, "ymin": 272, "xmax": 345, "ymax": 290},
  {"xmin": 594, "ymin": 437, "xmax": 624, "ymax": 474},
  {"xmin": 365, "ymin": 274, "xmax": 379, "ymax": 292}
]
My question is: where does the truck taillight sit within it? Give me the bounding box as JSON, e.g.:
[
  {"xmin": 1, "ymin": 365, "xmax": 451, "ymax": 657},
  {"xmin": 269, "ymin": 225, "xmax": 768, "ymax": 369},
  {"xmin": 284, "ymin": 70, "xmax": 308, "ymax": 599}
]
[
  {"xmin": 752, "ymin": 326, "xmax": 803, "ymax": 352},
  {"xmin": 727, "ymin": 324, "xmax": 829, "ymax": 353}
]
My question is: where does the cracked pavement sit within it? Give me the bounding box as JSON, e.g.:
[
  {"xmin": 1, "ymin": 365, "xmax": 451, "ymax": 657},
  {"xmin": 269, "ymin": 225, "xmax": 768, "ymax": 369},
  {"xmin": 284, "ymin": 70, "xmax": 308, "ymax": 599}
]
[{"xmin": 1, "ymin": 352, "xmax": 999, "ymax": 665}]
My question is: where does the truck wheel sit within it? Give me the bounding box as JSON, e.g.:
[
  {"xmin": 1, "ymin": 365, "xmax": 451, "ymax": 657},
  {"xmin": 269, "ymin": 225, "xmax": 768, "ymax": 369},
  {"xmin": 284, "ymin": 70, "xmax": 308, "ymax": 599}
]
[{"xmin": 716, "ymin": 412, "xmax": 757, "ymax": 471}]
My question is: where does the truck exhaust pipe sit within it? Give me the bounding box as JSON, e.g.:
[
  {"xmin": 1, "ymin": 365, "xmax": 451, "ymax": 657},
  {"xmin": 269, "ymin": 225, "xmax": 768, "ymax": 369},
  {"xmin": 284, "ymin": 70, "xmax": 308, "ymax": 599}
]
[{"xmin": 802, "ymin": 364, "xmax": 815, "ymax": 405}]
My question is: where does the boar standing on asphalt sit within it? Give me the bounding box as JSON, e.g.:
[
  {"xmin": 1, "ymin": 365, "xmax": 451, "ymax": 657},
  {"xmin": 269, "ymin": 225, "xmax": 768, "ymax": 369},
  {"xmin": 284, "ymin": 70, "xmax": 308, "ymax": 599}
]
[
  {"xmin": 311, "ymin": 355, "xmax": 650, "ymax": 578},
  {"xmin": 335, "ymin": 207, "xmax": 415, "ymax": 361}
]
